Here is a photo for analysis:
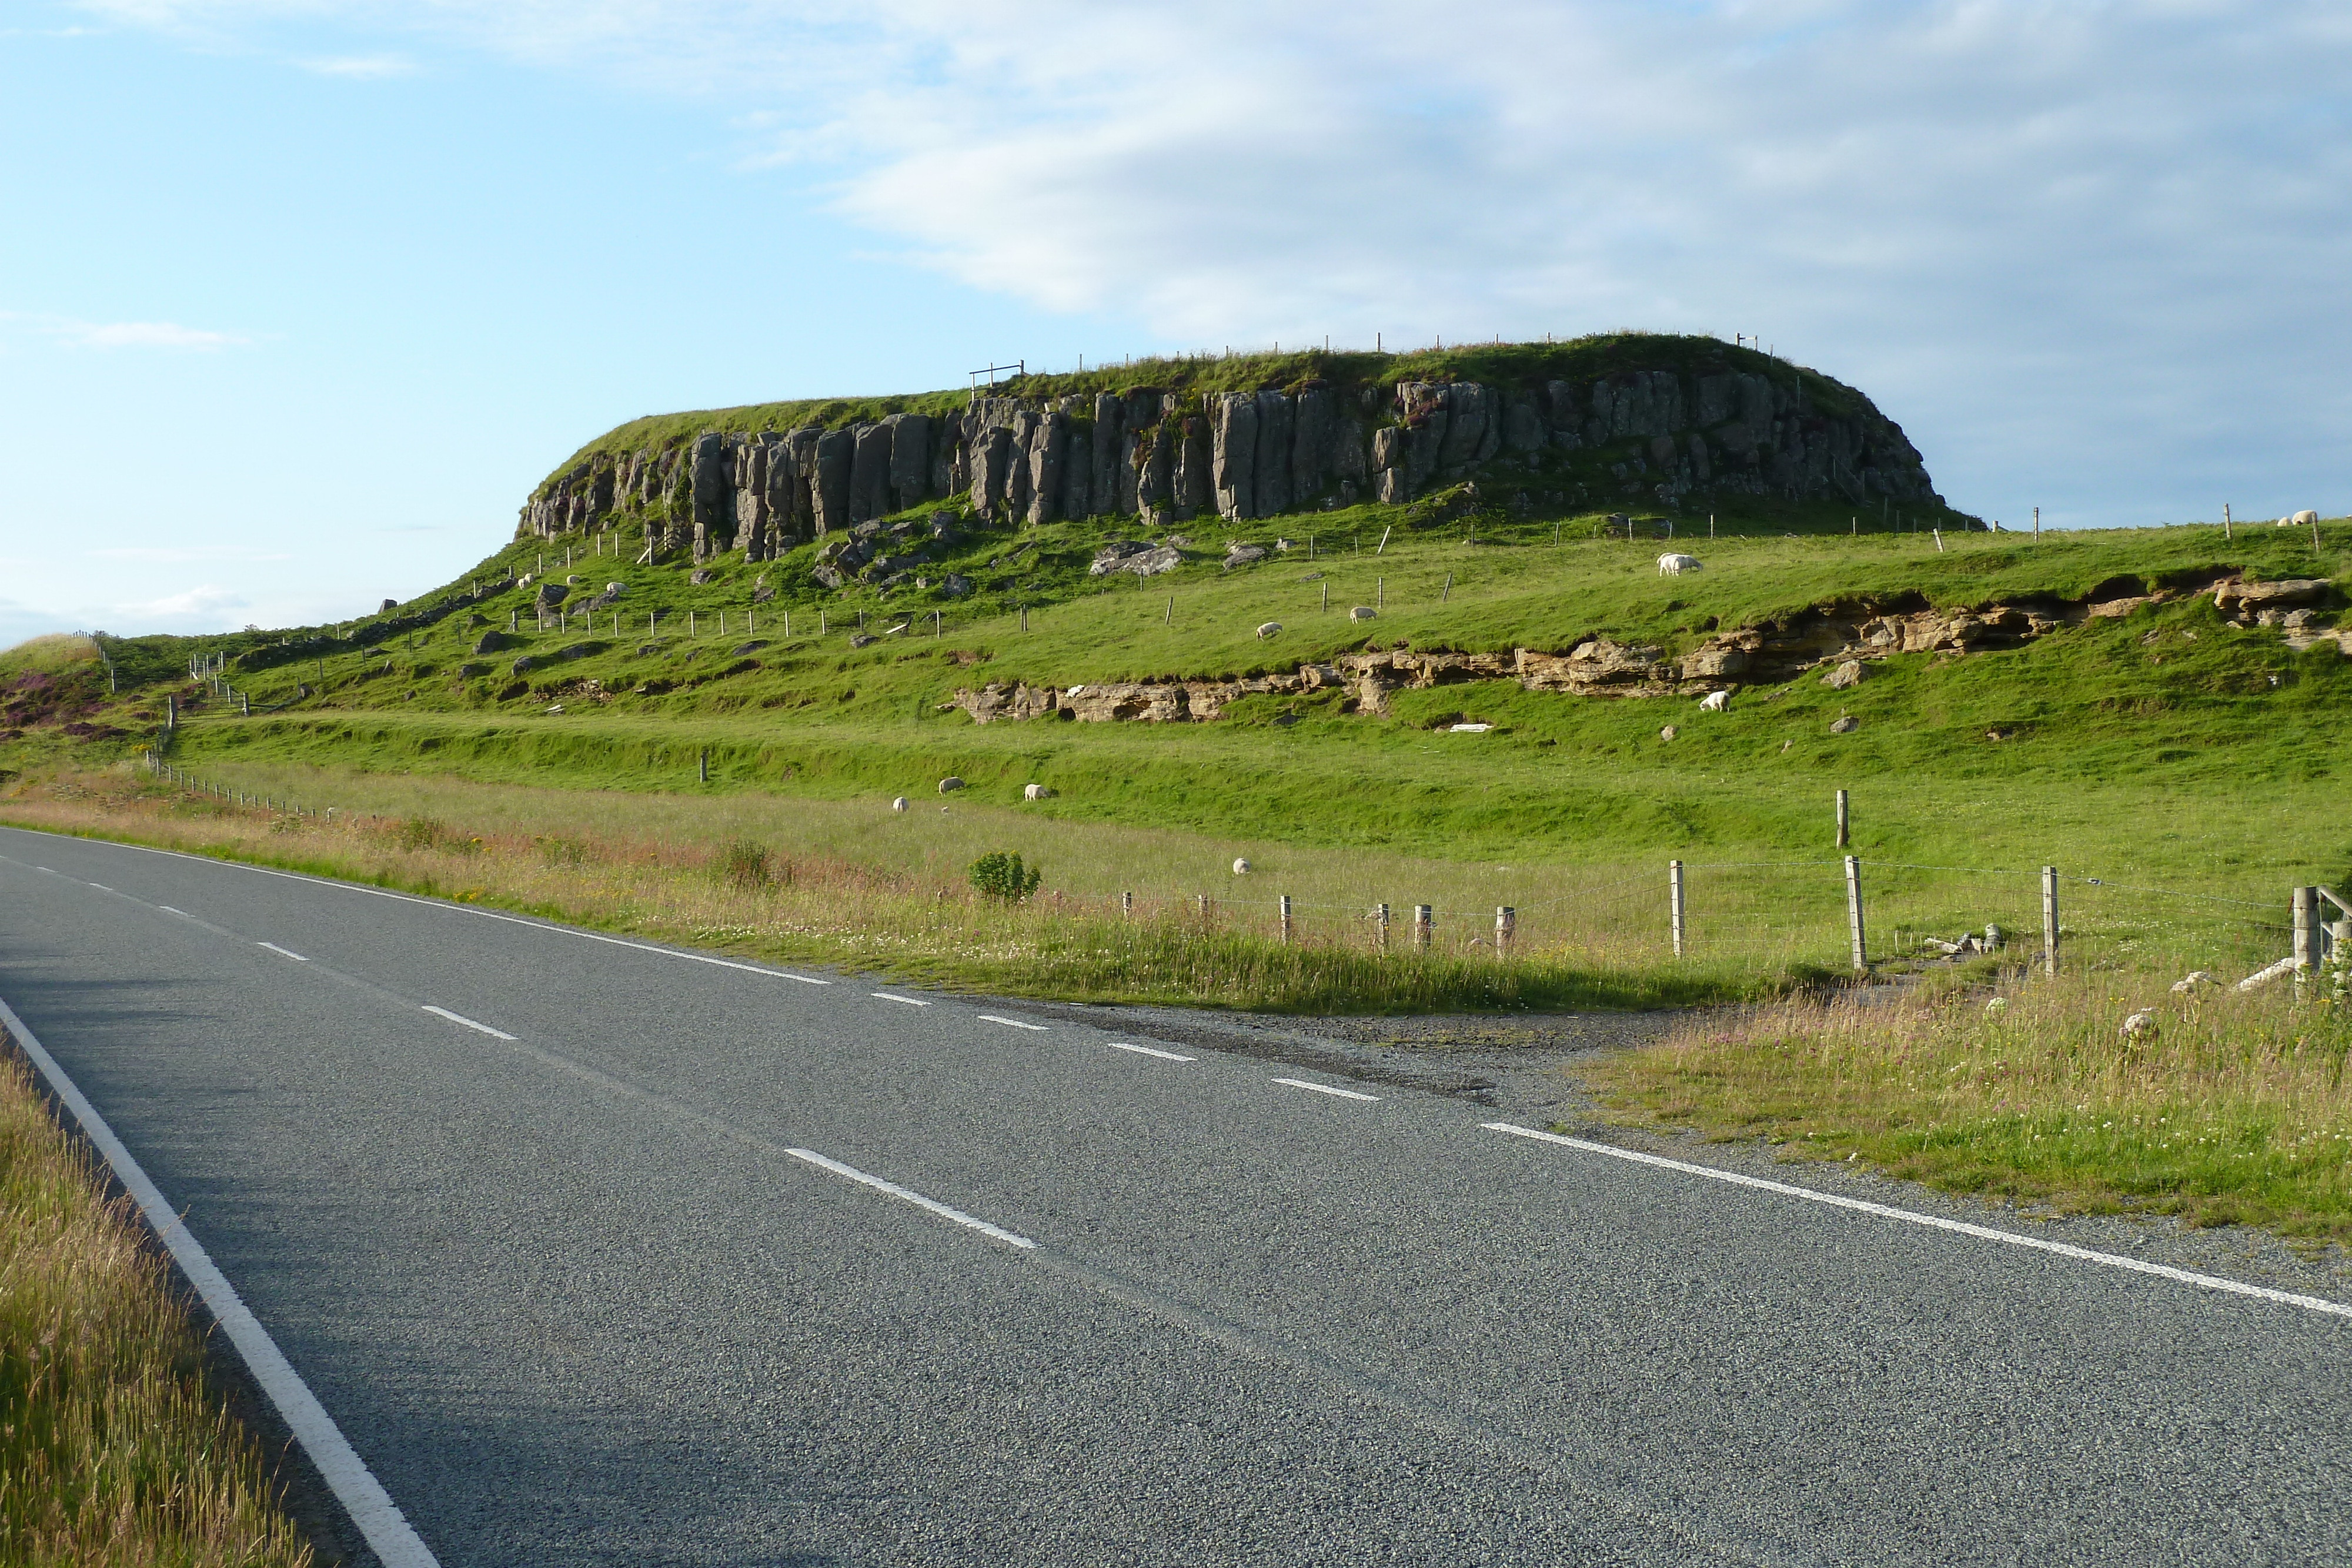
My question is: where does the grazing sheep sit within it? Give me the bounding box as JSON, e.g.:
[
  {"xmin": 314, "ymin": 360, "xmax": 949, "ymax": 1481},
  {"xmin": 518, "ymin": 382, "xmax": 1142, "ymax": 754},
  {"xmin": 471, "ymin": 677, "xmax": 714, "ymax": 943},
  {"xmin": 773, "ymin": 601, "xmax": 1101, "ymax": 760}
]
[
  {"xmin": 1232, "ymin": 857, "xmax": 1251, "ymax": 875},
  {"xmin": 891, "ymin": 796, "xmax": 909, "ymax": 812},
  {"xmin": 1023, "ymin": 783, "xmax": 1055, "ymax": 800},
  {"xmin": 1658, "ymin": 552, "xmax": 1703, "ymax": 576},
  {"xmin": 1699, "ymin": 690, "xmax": 1730, "ymax": 712},
  {"xmin": 2291, "ymin": 509, "xmax": 2320, "ymax": 526},
  {"xmin": 1349, "ymin": 606, "xmax": 1378, "ymax": 621},
  {"xmin": 1256, "ymin": 621, "xmax": 1282, "ymax": 639}
]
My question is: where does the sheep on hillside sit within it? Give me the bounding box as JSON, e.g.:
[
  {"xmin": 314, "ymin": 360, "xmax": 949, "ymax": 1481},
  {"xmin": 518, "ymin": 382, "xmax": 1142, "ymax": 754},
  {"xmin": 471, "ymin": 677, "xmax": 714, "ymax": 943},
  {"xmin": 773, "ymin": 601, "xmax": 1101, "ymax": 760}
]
[{"xmin": 1658, "ymin": 553, "xmax": 1703, "ymax": 576}]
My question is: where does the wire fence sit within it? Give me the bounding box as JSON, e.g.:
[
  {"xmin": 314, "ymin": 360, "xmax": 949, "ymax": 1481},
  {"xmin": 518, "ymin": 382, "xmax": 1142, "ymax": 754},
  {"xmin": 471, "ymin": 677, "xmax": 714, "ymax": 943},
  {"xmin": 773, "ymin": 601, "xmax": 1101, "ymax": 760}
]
[{"xmin": 135, "ymin": 749, "xmax": 2341, "ymax": 988}]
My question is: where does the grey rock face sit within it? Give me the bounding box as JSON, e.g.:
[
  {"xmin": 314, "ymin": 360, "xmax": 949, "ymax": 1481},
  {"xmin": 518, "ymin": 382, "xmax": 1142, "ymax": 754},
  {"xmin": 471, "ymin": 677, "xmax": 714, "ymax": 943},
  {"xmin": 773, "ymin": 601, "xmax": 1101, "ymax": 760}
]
[
  {"xmin": 1027, "ymin": 411, "xmax": 1068, "ymax": 526},
  {"xmin": 690, "ymin": 432, "xmax": 731, "ymax": 560},
  {"xmin": 1370, "ymin": 426, "xmax": 1405, "ymax": 470},
  {"xmin": 1502, "ymin": 393, "xmax": 1545, "ymax": 454},
  {"xmin": 811, "ymin": 563, "xmax": 847, "ymax": 590},
  {"xmin": 968, "ymin": 425, "xmax": 1013, "ymax": 519},
  {"xmin": 1224, "ymin": 542, "xmax": 1268, "ymax": 569},
  {"xmin": 736, "ymin": 443, "xmax": 770, "ymax": 561},
  {"xmin": 1005, "ymin": 411, "xmax": 1037, "ymax": 520},
  {"xmin": 1214, "ymin": 393, "xmax": 1259, "ymax": 519},
  {"xmin": 1091, "ymin": 393, "xmax": 1124, "ymax": 517},
  {"xmin": 1254, "ymin": 390, "xmax": 1294, "ymax": 517},
  {"xmin": 1822, "ymin": 660, "xmax": 1865, "ymax": 689},
  {"xmin": 1175, "ymin": 415, "xmax": 1212, "ymax": 517},
  {"xmin": 1375, "ymin": 466, "xmax": 1409, "ymax": 504},
  {"xmin": 379, "ymin": 597, "xmax": 399, "ymax": 613},
  {"xmin": 1291, "ymin": 386, "xmax": 1331, "ymax": 505},
  {"xmin": 811, "ymin": 429, "xmax": 854, "ymax": 536},
  {"xmin": 1061, "ymin": 417, "xmax": 1093, "ymax": 519},
  {"xmin": 1439, "ymin": 382, "xmax": 1491, "ymax": 467},
  {"xmin": 1829, "ymin": 714, "xmax": 1860, "ymax": 734},
  {"xmin": 849, "ymin": 422, "xmax": 893, "ymax": 523},
  {"xmin": 940, "ymin": 574, "xmax": 973, "ymax": 598},
  {"xmin": 472, "ymin": 630, "xmax": 515, "ymax": 655},
  {"xmin": 887, "ymin": 413, "xmax": 931, "ymax": 513}
]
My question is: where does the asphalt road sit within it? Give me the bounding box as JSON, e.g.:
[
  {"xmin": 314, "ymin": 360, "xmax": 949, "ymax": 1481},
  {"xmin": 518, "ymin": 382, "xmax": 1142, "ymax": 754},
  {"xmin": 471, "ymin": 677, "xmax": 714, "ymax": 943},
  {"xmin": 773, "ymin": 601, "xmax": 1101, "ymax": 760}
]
[{"xmin": 1, "ymin": 822, "xmax": 2346, "ymax": 1567}]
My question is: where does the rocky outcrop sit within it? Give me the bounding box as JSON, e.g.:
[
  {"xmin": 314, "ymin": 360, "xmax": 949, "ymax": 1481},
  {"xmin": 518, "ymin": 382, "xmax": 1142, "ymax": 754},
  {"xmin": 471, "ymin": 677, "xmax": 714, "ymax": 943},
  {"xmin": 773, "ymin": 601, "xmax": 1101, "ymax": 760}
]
[
  {"xmin": 517, "ymin": 341, "xmax": 1946, "ymax": 556},
  {"xmin": 946, "ymin": 576, "xmax": 2308, "ymax": 724}
]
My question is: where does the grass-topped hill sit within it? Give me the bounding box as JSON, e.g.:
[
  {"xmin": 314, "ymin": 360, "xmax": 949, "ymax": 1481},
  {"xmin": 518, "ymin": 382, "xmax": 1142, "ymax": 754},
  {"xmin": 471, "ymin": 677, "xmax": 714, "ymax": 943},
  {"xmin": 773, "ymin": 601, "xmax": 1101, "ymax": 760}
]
[{"xmin": 540, "ymin": 332, "xmax": 1910, "ymax": 507}]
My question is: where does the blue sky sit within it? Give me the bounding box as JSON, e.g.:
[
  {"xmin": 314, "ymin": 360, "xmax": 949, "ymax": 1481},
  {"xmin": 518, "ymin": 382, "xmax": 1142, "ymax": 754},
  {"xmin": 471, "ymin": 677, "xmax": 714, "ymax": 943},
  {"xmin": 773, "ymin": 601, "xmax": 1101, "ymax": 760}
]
[{"xmin": 4, "ymin": 1, "xmax": 2348, "ymax": 644}]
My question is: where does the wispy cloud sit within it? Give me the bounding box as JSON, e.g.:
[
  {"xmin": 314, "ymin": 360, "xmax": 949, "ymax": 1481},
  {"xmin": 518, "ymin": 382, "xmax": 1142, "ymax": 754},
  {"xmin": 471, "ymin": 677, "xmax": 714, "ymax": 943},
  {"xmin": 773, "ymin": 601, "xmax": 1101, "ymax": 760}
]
[
  {"xmin": 299, "ymin": 51, "xmax": 411, "ymax": 76},
  {"xmin": 120, "ymin": 584, "xmax": 249, "ymax": 619},
  {"xmin": 6, "ymin": 310, "xmax": 249, "ymax": 349},
  {"xmin": 89, "ymin": 546, "xmax": 294, "ymax": 561},
  {"xmin": 64, "ymin": 0, "xmax": 2352, "ymax": 525}
]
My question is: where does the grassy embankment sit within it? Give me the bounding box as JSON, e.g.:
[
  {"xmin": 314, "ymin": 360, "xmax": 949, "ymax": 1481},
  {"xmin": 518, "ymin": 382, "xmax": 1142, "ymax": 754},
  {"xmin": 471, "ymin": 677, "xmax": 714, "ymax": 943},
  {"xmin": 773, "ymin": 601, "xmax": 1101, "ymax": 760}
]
[
  {"xmin": 6, "ymin": 387, "xmax": 2349, "ymax": 1237},
  {"xmin": 0, "ymin": 1046, "xmax": 313, "ymax": 1563}
]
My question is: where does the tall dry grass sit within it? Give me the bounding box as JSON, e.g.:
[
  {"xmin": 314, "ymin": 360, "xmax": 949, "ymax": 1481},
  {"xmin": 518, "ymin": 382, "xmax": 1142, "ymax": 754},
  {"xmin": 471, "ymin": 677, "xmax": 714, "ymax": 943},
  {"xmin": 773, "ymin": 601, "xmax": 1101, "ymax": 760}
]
[
  {"xmin": 1585, "ymin": 965, "xmax": 2352, "ymax": 1237},
  {"xmin": 2, "ymin": 770, "xmax": 1739, "ymax": 1012},
  {"xmin": 0, "ymin": 1051, "xmax": 313, "ymax": 1565}
]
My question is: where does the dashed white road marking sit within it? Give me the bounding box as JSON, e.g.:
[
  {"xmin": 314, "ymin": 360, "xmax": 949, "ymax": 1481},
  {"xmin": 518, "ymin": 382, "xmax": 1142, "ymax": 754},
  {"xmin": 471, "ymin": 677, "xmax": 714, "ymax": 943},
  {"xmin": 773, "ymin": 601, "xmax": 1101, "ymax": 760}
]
[
  {"xmin": 0, "ymin": 995, "xmax": 442, "ymax": 1566},
  {"xmin": 256, "ymin": 942, "xmax": 309, "ymax": 962},
  {"xmin": 976, "ymin": 1014, "xmax": 1049, "ymax": 1031},
  {"xmin": 1106, "ymin": 1042, "xmax": 1194, "ymax": 1062},
  {"xmin": 1275, "ymin": 1077, "xmax": 1380, "ymax": 1102},
  {"xmin": 1481, "ymin": 1123, "xmax": 2352, "ymax": 1321},
  {"xmin": 785, "ymin": 1148, "xmax": 1036, "ymax": 1249},
  {"xmin": 421, "ymin": 1005, "xmax": 518, "ymax": 1042},
  {"xmin": 35, "ymin": 866, "xmax": 57, "ymax": 874},
  {"xmin": 871, "ymin": 991, "xmax": 930, "ymax": 1007}
]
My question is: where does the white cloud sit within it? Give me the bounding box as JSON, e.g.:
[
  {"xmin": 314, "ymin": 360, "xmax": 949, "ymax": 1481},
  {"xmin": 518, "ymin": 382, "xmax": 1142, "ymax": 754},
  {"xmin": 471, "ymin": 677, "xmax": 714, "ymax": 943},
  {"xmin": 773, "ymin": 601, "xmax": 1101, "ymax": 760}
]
[
  {"xmin": 122, "ymin": 584, "xmax": 249, "ymax": 619},
  {"xmin": 299, "ymin": 51, "xmax": 413, "ymax": 75},
  {"xmin": 29, "ymin": 315, "xmax": 248, "ymax": 349},
  {"xmin": 68, "ymin": 0, "xmax": 2352, "ymax": 524},
  {"xmin": 89, "ymin": 546, "xmax": 295, "ymax": 562}
]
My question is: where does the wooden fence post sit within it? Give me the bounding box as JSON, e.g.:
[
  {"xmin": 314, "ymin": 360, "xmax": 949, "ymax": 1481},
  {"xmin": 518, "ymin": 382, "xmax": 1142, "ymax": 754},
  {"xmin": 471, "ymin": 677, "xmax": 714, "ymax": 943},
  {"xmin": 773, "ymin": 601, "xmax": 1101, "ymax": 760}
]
[
  {"xmin": 1835, "ymin": 788, "xmax": 1850, "ymax": 850},
  {"xmin": 1279, "ymin": 894, "xmax": 1294, "ymax": 945},
  {"xmin": 1197, "ymin": 893, "xmax": 1210, "ymax": 922},
  {"xmin": 2293, "ymin": 886, "xmax": 2317, "ymax": 977},
  {"xmin": 1495, "ymin": 905, "xmax": 1514, "ymax": 956},
  {"xmin": 1845, "ymin": 855, "xmax": 1867, "ymax": 974},
  {"xmin": 1121, "ymin": 891, "xmax": 1134, "ymax": 920},
  {"xmin": 1670, "ymin": 860, "xmax": 1686, "ymax": 958},
  {"xmin": 1377, "ymin": 902, "xmax": 1390, "ymax": 951},
  {"xmin": 1413, "ymin": 904, "xmax": 1432, "ymax": 951},
  {"xmin": 2042, "ymin": 866, "xmax": 2060, "ymax": 977},
  {"xmin": 698, "ymin": 750, "xmax": 709, "ymax": 784}
]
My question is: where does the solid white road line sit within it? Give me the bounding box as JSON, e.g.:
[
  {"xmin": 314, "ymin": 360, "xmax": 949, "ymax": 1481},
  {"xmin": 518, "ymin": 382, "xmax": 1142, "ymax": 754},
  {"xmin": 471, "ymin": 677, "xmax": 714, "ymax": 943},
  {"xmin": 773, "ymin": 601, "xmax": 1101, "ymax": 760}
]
[
  {"xmin": 1274, "ymin": 1077, "xmax": 1381, "ymax": 1102},
  {"xmin": 158, "ymin": 906, "xmax": 190, "ymax": 917},
  {"xmin": 256, "ymin": 942, "xmax": 309, "ymax": 962},
  {"xmin": 420, "ymin": 1005, "xmax": 519, "ymax": 1042},
  {"xmin": 1482, "ymin": 1123, "xmax": 2352, "ymax": 1322},
  {"xmin": 871, "ymin": 991, "xmax": 930, "ymax": 1007},
  {"xmin": 0, "ymin": 994, "xmax": 441, "ymax": 1566},
  {"xmin": 87, "ymin": 883, "xmax": 112, "ymax": 891},
  {"xmin": 976, "ymin": 1014, "xmax": 1049, "ymax": 1031},
  {"xmin": 35, "ymin": 865, "xmax": 56, "ymax": 874},
  {"xmin": 1106, "ymin": 1042, "xmax": 1194, "ymax": 1062},
  {"xmin": 785, "ymin": 1148, "xmax": 1037, "ymax": 1249}
]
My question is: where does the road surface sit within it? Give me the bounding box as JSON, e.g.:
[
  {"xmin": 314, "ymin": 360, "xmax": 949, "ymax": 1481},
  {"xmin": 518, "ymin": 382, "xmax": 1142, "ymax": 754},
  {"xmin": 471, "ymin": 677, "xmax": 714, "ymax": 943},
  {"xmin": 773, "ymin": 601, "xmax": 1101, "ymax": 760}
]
[{"xmin": 0, "ymin": 823, "xmax": 2344, "ymax": 1566}]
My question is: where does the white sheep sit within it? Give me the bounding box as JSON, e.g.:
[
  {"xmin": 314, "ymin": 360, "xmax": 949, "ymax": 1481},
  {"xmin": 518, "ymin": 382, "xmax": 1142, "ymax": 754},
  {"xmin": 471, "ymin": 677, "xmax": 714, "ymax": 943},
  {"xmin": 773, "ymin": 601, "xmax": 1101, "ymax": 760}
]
[
  {"xmin": 1256, "ymin": 621, "xmax": 1283, "ymax": 639},
  {"xmin": 2291, "ymin": 509, "xmax": 2320, "ymax": 526},
  {"xmin": 1699, "ymin": 690, "xmax": 1730, "ymax": 712},
  {"xmin": 1658, "ymin": 553, "xmax": 1702, "ymax": 576},
  {"xmin": 1023, "ymin": 783, "xmax": 1055, "ymax": 800}
]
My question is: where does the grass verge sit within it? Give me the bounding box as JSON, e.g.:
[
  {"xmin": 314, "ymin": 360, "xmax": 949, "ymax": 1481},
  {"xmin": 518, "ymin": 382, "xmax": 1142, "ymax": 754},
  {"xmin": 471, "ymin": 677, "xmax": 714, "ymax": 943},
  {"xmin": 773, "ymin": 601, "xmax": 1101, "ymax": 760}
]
[
  {"xmin": 0, "ymin": 1047, "xmax": 313, "ymax": 1564},
  {"xmin": 1, "ymin": 768, "xmax": 1754, "ymax": 1013},
  {"xmin": 1581, "ymin": 972, "xmax": 2352, "ymax": 1241}
]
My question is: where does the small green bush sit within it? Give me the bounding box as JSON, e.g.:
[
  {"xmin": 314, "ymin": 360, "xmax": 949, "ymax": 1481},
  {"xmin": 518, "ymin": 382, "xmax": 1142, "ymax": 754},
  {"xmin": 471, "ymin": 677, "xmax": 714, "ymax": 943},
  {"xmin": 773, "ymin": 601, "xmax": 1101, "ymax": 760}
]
[
  {"xmin": 716, "ymin": 839, "xmax": 773, "ymax": 890},
  {"xmin": 969, "ymin": 850, "xmax": 1041, "ymax": 902},
  {"xmin": 395, "ymin": 816, "xmax": 440, "ymax": 851}
]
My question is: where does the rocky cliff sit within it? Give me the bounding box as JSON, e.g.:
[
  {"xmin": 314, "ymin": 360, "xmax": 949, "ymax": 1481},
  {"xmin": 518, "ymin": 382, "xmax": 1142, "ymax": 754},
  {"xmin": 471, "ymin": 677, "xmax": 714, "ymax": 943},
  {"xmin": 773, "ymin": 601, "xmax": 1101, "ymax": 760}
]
[{"xmin": 519, "ymin": 336, "xmax": 1945, "ymax": 559}]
